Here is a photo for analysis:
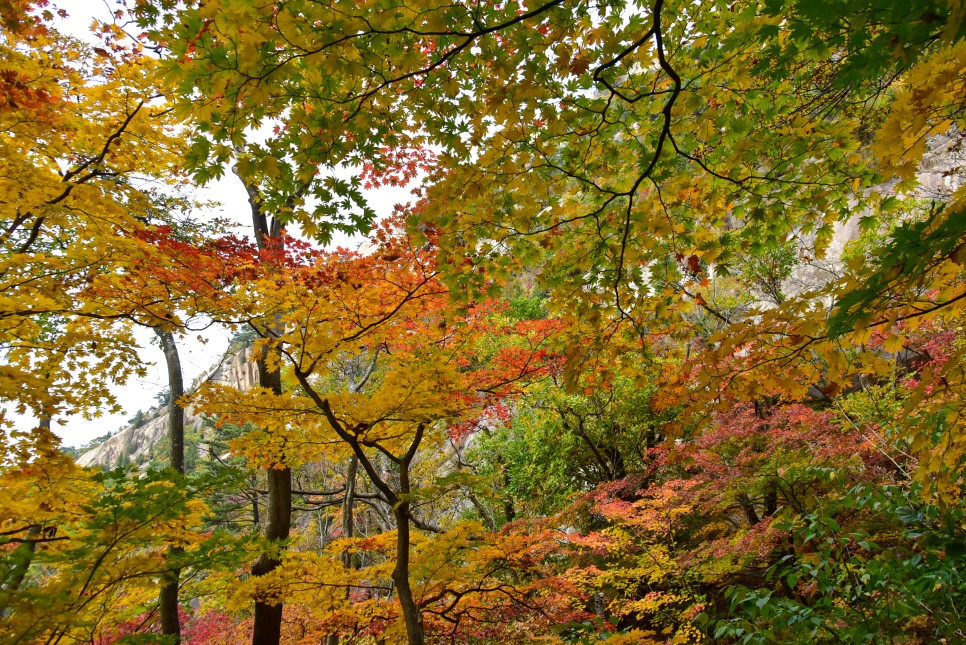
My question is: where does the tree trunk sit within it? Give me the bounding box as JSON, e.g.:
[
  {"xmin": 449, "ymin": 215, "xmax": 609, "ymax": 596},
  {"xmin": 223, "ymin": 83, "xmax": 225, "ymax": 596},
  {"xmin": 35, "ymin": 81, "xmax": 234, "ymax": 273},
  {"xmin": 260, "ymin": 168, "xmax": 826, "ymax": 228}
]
[
  {"xmin": 155, "ymin": 328, "xmax": 185, "ymax": 473},
  {"xmin": 251, "ymin": 466, "xmax": 291, "ymax": 644},
  {"xmin": 392, "ymin": 501, "xmax": 424, "ymax": 645},
  {"xmin": 0, "ymin": 525, "xmax": 40, "ymax": 618},
  {"xmin": 241, "ymin": 174, "xmax": 293, "ymax": 645},
  {"xmin": 155, "ymin": 328, "xmax": 185, "ymax": 643},
  {"xmin": 2, "ymin": 524, "xmax": 39, "ymax": 593},
  {"xmin": 737, "ymin": 492, "xmax": 760, "ymax": 526},
  {"xmin": 341, "ymin": 456, "xmax": 358, "ymax": 567},
  {"xmin": 250, "ymin": 489, "xmax": 261, "ymax": 528},
  {"xmin": 296, "ymin": 358, "xmax": 425, "ymax": 644},
  {"xmin": 324, "ymin": 456, "xmax": 359, "ymax": 645},
  {"xmin": 764, "ymin": 481, "xmax": 778, "ymax": 517},
  {"xmin": 251, "ymin": 344, "xmax": 291, "ymax": 645}
]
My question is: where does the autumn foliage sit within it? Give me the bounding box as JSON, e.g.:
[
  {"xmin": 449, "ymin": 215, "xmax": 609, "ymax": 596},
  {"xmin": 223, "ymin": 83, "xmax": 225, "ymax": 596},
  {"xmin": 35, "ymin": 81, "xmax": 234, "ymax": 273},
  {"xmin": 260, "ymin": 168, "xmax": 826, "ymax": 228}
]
[{"xmin": 2, "ymin": 0, "xmax": 966, "ymax": 644}]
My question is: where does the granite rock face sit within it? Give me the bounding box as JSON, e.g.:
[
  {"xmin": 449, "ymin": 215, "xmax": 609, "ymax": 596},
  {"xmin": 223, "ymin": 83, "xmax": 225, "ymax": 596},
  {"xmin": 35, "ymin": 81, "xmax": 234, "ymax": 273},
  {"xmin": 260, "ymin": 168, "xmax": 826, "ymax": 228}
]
[{"xmin": 77, "ymin": 340, "xmax": 257, "ymax": 468}]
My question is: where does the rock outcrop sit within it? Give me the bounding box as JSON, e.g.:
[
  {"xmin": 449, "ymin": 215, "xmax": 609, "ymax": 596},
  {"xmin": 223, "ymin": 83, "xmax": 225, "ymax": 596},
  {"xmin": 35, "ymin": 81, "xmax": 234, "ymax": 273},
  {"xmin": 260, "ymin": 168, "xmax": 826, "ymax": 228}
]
[{"xmin": 77, "ymin": 338, "xmax": 257, "ymax": 468}]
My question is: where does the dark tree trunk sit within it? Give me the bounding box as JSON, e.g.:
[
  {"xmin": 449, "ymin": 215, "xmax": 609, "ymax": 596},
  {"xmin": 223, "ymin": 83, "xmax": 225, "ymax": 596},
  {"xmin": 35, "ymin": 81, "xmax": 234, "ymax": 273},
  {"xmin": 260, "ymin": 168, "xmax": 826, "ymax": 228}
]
[
  {"xmin": 240, "ymin": 173, "xmax": 294, "ymax": 645},
  {"xmin": 764, "ymin": 482, "xmax": 778, "ymax": 517},
  {"xmin": 250, "ymin": 344, "xmax": 291, "ymax": 645},
  {"xmin": 250, "ymin": 490, "xmax": 261, "ymax": 528},
  {"xmin": 392, "ymin": 501, "xmax": 424, "ymax": 645},
  {"xmin": 341, "ymin": 456, "xmax": 358, "ymax": 568},
  {"xmin": 392, "ymin": 441, "xmax": 425, "ymax": 645},
  {"xmin": 325, "ymin": 456, "xmax": 359, "ymax": 645},
  {"xmin": 608, "ymin": 444, "xmax": 628, "ymax": 481},
  {"xmin": 155, "ymin": 328, "xmax": 185, "ymax": 643},
  {"xmin": 737, "ymin": 492, "xmax": 761, "ymax": 526}
]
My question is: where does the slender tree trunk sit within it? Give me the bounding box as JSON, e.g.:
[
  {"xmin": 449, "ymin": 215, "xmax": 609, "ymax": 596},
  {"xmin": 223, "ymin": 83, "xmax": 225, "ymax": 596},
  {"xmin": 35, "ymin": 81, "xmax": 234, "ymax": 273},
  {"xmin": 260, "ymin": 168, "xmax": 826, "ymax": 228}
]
[
  {"xmin": 324, "ymin": 456, "xmax": 358, "ymax": 645},
  {"xmin": 737, "ymin": 492, "xmax": 761, "ymax": 526},
  {"xmin": 251, "ymin": 348, "xmax": 291, "ymax": 645},
  {"xmin": 608, "ymin": 446, "xmax": 627, "ymax": 481},
  {"xmin": 392, "ymin": 501, "xmax": 424, "ymax": 645},
  {"xmin": 296, "ymin": 360, "xmax": 426, "ymax": 643},
  {"xmin": 341, "ymin": 456, "xmax": 358, "ymax": 567},
  {"xmin": 155, "ymin": 328, "xmax": 185, "ymax": 643},
  {"xmin": 250, "ymin": 489, "xmax": 261, "ymax": 528},
  {"xmin": 155, "ymin": 329, "xmax": 185, "ymax": 473},
  {"xmin": 467, "ymin": 491, "xmax": 497, "ymax": 531},
  {"xmin": 392, "ymin": 455, "xmax": 424, "ymax": 645},
  {"xmin": 324, "ymin": 353, "xmax": 376, "ymax": 645},
  {"xmin": 764, "ymin": 482, "xmax": 778, "ymax": 517},
  {"xmin": 239, "ymin": 172, "xmax": 294, "ymax": 645}
]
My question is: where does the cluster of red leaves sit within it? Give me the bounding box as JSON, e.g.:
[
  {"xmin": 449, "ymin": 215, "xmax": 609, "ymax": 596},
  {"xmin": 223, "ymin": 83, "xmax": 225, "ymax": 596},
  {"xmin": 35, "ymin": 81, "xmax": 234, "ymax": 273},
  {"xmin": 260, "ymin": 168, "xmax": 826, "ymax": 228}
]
[
  {"xmin": 684, "ymin": 404, "xmax": 870, "ymax": 476},
  {"xmin": 138, "ymin": 225, "xmax": 320, "ymax": 274},
  {"xmin": 96, "ymin": 608, "xmax": 244, "ymax": 645},
  {"xmin": 447, "ymin": 401, "xmax": 514, "ymax": 441},
  {"xmin": 0, "ymin": 0, "xmax": 65, "ymax": 39},
  {"xmin": 132, "ymin": 226, "xmax": 258, "ymax": 285},
  {"xmin": 359, "ymin": 145, "xmax": 437, "ymax": 190},
  {"xmin": 534, "ymin": 399, "xmax": 911, "ymax": 638},
  {"xmin": 0, "ymin": 69, "xmax": 59, "ymax": 111},
  {"xmin": 181, "ymin": 609, "xmax": 246, "ymax": 644},
  {"xmin": 84, "ymin": 227, "xmax": 330, "ymax": 325},
  {"xmin": 868, "ymin": 319, "xmax": 961, "ymax": 393}
]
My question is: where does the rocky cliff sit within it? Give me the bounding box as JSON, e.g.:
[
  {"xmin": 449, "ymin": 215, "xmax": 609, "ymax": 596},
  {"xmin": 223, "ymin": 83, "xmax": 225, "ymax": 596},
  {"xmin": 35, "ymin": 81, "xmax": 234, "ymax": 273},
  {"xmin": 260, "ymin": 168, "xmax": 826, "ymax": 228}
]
[
  {"xmin": 784, "ymin": 129, "xmax": 965, "ymax": 299},
  {"xmin": 77, "ymin": 338, "xmax": 258, "ymax": 468}
]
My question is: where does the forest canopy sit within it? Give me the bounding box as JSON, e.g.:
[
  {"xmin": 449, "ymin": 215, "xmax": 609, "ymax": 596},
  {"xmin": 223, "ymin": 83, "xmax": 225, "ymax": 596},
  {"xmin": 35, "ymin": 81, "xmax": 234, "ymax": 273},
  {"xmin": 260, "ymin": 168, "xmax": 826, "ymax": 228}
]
[{"xmin": 1, "ymin": 0, "xmax": 965, "ymax": 643}]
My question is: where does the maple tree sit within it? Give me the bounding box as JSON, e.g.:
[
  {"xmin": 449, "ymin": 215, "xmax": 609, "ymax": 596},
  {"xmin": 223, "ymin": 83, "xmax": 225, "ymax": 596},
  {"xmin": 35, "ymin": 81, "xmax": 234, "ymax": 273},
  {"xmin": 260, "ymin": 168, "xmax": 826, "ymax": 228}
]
[
  {"xmin": 0, "ymin": 0, "xmax": 197, "ymax": 455},
  {"xmin": 77, "ymin": 220, "xmax": 242, "ymax": 643},
  {"xmin": 165, "ymin": 219, "xmax": 559, "ymax": 644},
  {"xmin": 0, "ymin": 4, "xmax": 239, "ymax": 642},
  {"xmin": 136, "ymin": 0, "xmax": 966, "ymax": 484},
  {"xmin": 139, "ymin": 0, "xmax": 950, "ymax": 303}
]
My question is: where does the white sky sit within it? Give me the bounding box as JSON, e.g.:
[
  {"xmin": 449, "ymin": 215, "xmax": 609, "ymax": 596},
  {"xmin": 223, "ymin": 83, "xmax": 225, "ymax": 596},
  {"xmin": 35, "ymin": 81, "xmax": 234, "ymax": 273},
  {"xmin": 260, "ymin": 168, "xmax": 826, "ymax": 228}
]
[{"xmin": 17, "ymin": 0, "xmax": 416, "ymax": 447}]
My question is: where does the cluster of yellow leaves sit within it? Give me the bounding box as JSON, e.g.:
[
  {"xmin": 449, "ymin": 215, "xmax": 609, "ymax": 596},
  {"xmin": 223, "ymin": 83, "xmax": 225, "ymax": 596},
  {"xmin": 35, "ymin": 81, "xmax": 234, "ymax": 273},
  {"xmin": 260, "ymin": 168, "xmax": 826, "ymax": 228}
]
[
  {"xmin": 0, "ymin": 5, "xmax": 190, "ymax": 432},
  {"xmin": 227, "ymin": 519, "xmax": 583, "ymax": 642},
  {"xmin": 563, "ymin": 495, "xmax": 705, "ymax": 644},
  {"xmin": 194, "ymin": 384, "xmax": 344, "ymax": 469},
  {"xmin": 671, "ymin": 21, "xmax": 966, "ymax": 495},
  {"xmin": 182, "ymin": 229, "xmax": 553, "ymax": 472},
  {"xmin": 874, "ymin": 41, "xmax": 966, "ymax": 183}
]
